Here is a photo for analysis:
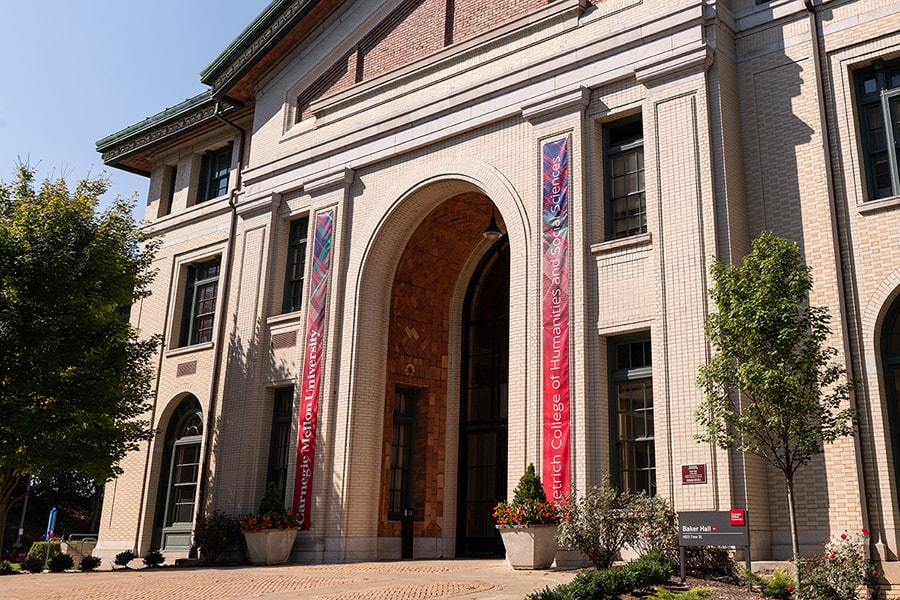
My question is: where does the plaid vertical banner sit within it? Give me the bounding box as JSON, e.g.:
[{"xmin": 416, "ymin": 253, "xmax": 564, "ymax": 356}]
[
  {"xmin": 293, "ymin": 208, "xmax": 334, "ymax": 529},
  {"xmin": 541, "ymin": 136, "xmax": 570, "ymax": 502}
]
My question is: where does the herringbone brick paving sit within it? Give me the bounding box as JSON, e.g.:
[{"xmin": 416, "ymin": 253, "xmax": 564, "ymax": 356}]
[{"xmin": 0, "ymin": 559, "xmax": 576, "ymax": 599}]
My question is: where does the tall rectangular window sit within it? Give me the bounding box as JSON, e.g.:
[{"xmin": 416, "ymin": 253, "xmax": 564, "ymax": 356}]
[
  {"xmin": 168, "ymin": 443, "xmax": 201, "ymax": 524},
  {"xmin": 282, "ymin": 217, "xmax": 310, "ymax": 314},
  {"xmin": 610, "ymin": 335, "xmax": 654, "ymax": 495},
  {"xmin": 196, "ymin": 143, "xmax": 232, "ymax": 204},
  {"xmin": 267, "ymin": 387, "xmax": 294, "ymax": 498},
  {"xmin": 605, "ymin": 117, "xmax": 645, "ymax": 239},
  {"xmin": 161, "ymin": 165, "xmax": 177, "ymax": 217},
  {"xmin": 856, "ymin": 59, "xmax": 900, "ymax": 200},
  {"xmin": 180, "ymin": 258, "xmax": 220, "ymax": 347},
  {"xmin": 388, "ymin": 387, "xmax": 416, "ymax": 520}
]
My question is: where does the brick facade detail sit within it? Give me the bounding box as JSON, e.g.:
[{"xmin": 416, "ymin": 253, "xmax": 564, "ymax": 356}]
[{"xmin": 297, "ymin": 0, "xmax": 541, "ymax": 120}]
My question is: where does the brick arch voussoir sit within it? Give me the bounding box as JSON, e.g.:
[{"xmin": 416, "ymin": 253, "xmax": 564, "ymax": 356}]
[{"xmin": 863, "ymin": 269, "xmax": 900, "ymax": 349}]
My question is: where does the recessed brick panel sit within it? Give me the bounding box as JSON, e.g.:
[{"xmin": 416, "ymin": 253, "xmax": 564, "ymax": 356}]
[
  {"xmin": 176, "ymin": 361, "xmax": 197, "ymax": 377},
  {"xmin": 298, "ymin": 0, "xmax": 544, "ymax": 115},
  {"xmin": 271, "ymin": 330, "xmax": 298, "ymax": 350},
  {"xmin": 449, "ymin": 0, "xmax": 544, "ymax": 43}
]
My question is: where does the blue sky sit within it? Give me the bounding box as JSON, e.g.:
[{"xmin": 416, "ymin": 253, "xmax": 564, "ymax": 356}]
[{"xmin": 0, "ymin": 1, "xmax": 268, "ymax": 212}]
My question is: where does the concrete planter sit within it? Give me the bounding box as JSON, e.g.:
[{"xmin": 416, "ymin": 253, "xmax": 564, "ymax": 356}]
[
  {"xmin": 497, "ymin": 524, "xmax": 558, "ymax": 569},
  {"xmin": 243, "ymin": 528, "xmax": 298, "ymax": 565}
]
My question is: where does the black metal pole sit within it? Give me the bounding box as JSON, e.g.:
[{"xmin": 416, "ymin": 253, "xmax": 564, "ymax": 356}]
[{"xmin": 14, "ymin": 476, "xmax": 32, "ymax": 548}]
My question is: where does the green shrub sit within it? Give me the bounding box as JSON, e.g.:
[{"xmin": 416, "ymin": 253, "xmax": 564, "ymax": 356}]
[
  {"xmin": 114, "ymin": 550, "xmax": 136, "ymax": 568},
  {"xmin": 27, "ymin": 541, "xmax": 61, "ymax": 562},
  {"xmin": 745, "ymin": 567, "xmax": 794, "ymax": 599},
  {"xmin": 798, "ymin": 530, "xmax": 874, "ymax": 600},
  {"xmin": 513, "ymin": 463, "xmax": 546, "ymax": 504},
  {"xmin": 627, "ymin": 548, "xmax": 675, "ymax": 589},
  {"xmin": 524, "ymin": 587, "xmax": 562, "ymax": 600},
  {"xmin": 194, "ymin": 510, "xmax": 242, "ymax": 564},
  {"xmin": 594, "ymin": 565, "xmax": 639, "ymax": 595},
  {"xmin": 558, "ymin": 475, "xmax": 680, "ymax": 570},
  {"xmin": 79, "ymin": 555, "xmax": 102, "ymax": 571},
  {"xmin": 632, "ymin": 495, "xmax": 679, "ymax": 565},
  {"xmin": 142, "ymin": 548, "xmax": 164, "ymax": 567},
  {"xmin": 494, "ymin": 463, "xmax": 559, "ymax": 526},
  {"xmin": 525, "ymin": 550, "xmax": 673, "ymax": 600},
  {"xmin": 20, "ymin": 555, "xmax": 45, "ymax": 573},
  {"xmin": 47, "ymin": 553, "xmax": 74, "ymax": 572},
  {"xmin": 258, "ymin": 481, "xmax": 289, "ymax": 516},
  {"xmin": 0, "ymin": 560, "xmax": 14, "ymax": 575},
  {"xmin": 649, "ymin": 586, "xmax": 713, "ymax": 600},
  {"xmin": 684, "ymin": 546, "xmax": 733, "ymax": 575},
  {"xmin": 557, "ymin": 476, "xmax": 643, "ymax": 569}
]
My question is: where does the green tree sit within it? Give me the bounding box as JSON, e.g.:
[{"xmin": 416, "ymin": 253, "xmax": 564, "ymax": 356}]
[
  {"xmin": 0, "ymin": 166, "xmax": 159, "ymax": 550},
  {"xmin": 696, "ymin": 231, "xmax": 854, "ymax": 574}
]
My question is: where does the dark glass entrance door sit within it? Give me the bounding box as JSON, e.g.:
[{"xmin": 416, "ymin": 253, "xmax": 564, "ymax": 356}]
[{"xmin": 457, "ymin": 238, "xmax": 509, "ymax": 557}]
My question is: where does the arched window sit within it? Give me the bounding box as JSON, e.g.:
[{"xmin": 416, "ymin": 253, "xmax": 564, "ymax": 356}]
[
  {"xmin": 157, "ymin": 397, "xmax": 203, "ymax": 551},
  {"xmin": 457, "ymin": 236, "xmax": 509, "ymax": 557}
]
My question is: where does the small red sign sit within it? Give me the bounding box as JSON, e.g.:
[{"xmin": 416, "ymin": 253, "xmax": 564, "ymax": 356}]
[
  {"xmin": 730, "ymin": 509, "xmax": 745, "ymax": 526},
  {"xmin": 681, "ymin": 463, "xmax": 707, "ymax": 484}
]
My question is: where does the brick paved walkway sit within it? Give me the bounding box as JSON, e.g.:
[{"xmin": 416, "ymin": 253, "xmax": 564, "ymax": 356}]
[{"xmin": 0, "ymin": 560, "xmax": 578, "ymax": 600}]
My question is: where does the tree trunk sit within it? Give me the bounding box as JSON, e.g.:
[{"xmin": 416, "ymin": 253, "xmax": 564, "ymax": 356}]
[
  {"xmin": 785, "ymin": 474, "xmax": 801, "ymax": 586},
  {"xmin": 89, "ymin": 484, "xmax": 104, "ymax": 533},
  {"xmin": 0, "ymin": 494, "xmax": 10, "ymax": 552}
]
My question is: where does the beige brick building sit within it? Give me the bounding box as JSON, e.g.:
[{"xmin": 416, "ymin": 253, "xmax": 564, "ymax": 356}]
[{"xmin": 95, "ymin": 0, "xmax": 900, "ymax": 581}]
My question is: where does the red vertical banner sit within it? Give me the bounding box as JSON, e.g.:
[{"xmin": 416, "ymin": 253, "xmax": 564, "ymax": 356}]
[
  {"xmin": 293, "ymin": 208, "xmax": 334, "ymax": 529},
  {"xmin": 541, "ymin": 136, "xmax": 570, "ymax": 502}
]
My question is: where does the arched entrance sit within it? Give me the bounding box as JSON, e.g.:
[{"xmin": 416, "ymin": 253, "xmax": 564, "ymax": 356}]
[
  {"xmin": 153, "ymin": 396, "xmax": 203, "ymax": 551},
  {"xmin": 457, "ymin": 237, "xmax": 509, "ymax": 557},
  {"xmin": 377, "ymin": 191, "xmax": 509, "ymax": 558}
]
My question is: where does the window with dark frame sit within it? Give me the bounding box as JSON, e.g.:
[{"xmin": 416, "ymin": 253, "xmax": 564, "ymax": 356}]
[
  {"xmin": 388, "ymin": 387, "xmax": 416, "ymax": 520},
  {"xmin": 165, "ymin": 408, "xmax": 202, "ymax": 527},
  {"xmin": 196, "ymin": 143, "xmax": 232, "ymax": 204},
  {"xmin": 605, "ymin": 117, "xmax": 646, "ymax": 239},
  {"xmin": 282, "ymin": 217, "xmax": 310, "ymax": 314},
  {"xmin": 161, "ymin": 165, "xmax": 177, "ymax": 217},
  {"xmin": 180, "ymin": 258, "xmax": 221, "ymax": 347},
  {"xmin": 610, "ymin": 335, "xmax": 655, "ymax": 496},
  {"xmin": 856, "ymin": 58, "xmax": 900, "ymax": 200},
  {"xmin": 267, "ymin": 386, "xmax": 294, "ymax": 499}
]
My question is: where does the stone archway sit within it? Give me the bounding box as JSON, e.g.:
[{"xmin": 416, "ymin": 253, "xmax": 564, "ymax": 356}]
[
  {"xmin": 336, "ymin": 163, "xmax": 530, "ymax": 562},
  {"xmin": 377, "ymin": 191, "xmax": 507, "ymax": 557}
]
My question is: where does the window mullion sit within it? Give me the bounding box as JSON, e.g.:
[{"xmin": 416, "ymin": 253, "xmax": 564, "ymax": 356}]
[
  {"xmin": 187, "ymin": 276, "xmax": 200, "ymax": 345},
  {"xmin": 882, "ymin": 90, "xmax": 900, "ymax": 196}
]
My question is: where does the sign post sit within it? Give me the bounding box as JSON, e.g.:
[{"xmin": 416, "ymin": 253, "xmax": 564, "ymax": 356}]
[
  {"xmin": 677, "ymin": 510, "xmax": 750, "ymax": 584},
  {"xmin": 45, "ymin": 506, "xmax": 57, "ymax": 541},
  {"xmin": 44, "ymin": 506, "xmax": 58, "ymax": 567}
]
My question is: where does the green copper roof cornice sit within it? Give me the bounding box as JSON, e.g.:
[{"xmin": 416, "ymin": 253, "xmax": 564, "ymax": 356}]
[
  {"xmin": 97, "ymin": 0, "xmax": 320, "ymax": 170},
  {"xmin": 200, "ymin": 0, "xmax": 319, "ymax": 94},
  {"xmin": 95, "ymin": 92, "xmax": 222, "ymax": 170}
]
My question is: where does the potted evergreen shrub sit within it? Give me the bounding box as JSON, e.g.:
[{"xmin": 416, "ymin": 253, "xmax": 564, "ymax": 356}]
[
  {"xmin": 493, "ymin": 463, "xmax": 559, "ymax": 569},
  {"xmin": 240, "ymin": 482, "xmax": 300, "ymax": 565}
]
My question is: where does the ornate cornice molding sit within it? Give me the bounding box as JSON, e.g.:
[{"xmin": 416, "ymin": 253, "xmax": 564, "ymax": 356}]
[
  {"xmin": 99, "ymin": 104, "xmax": 219, "ymax": 164},
  {"xmin": 201, "ymin": 0, "xmax": 315, "ymax": 95}
]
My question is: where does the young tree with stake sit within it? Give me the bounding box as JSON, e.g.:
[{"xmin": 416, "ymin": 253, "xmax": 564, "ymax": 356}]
[{"xmin": 696, "ymin": 231, "xmax": 854, "ymax": 578}]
